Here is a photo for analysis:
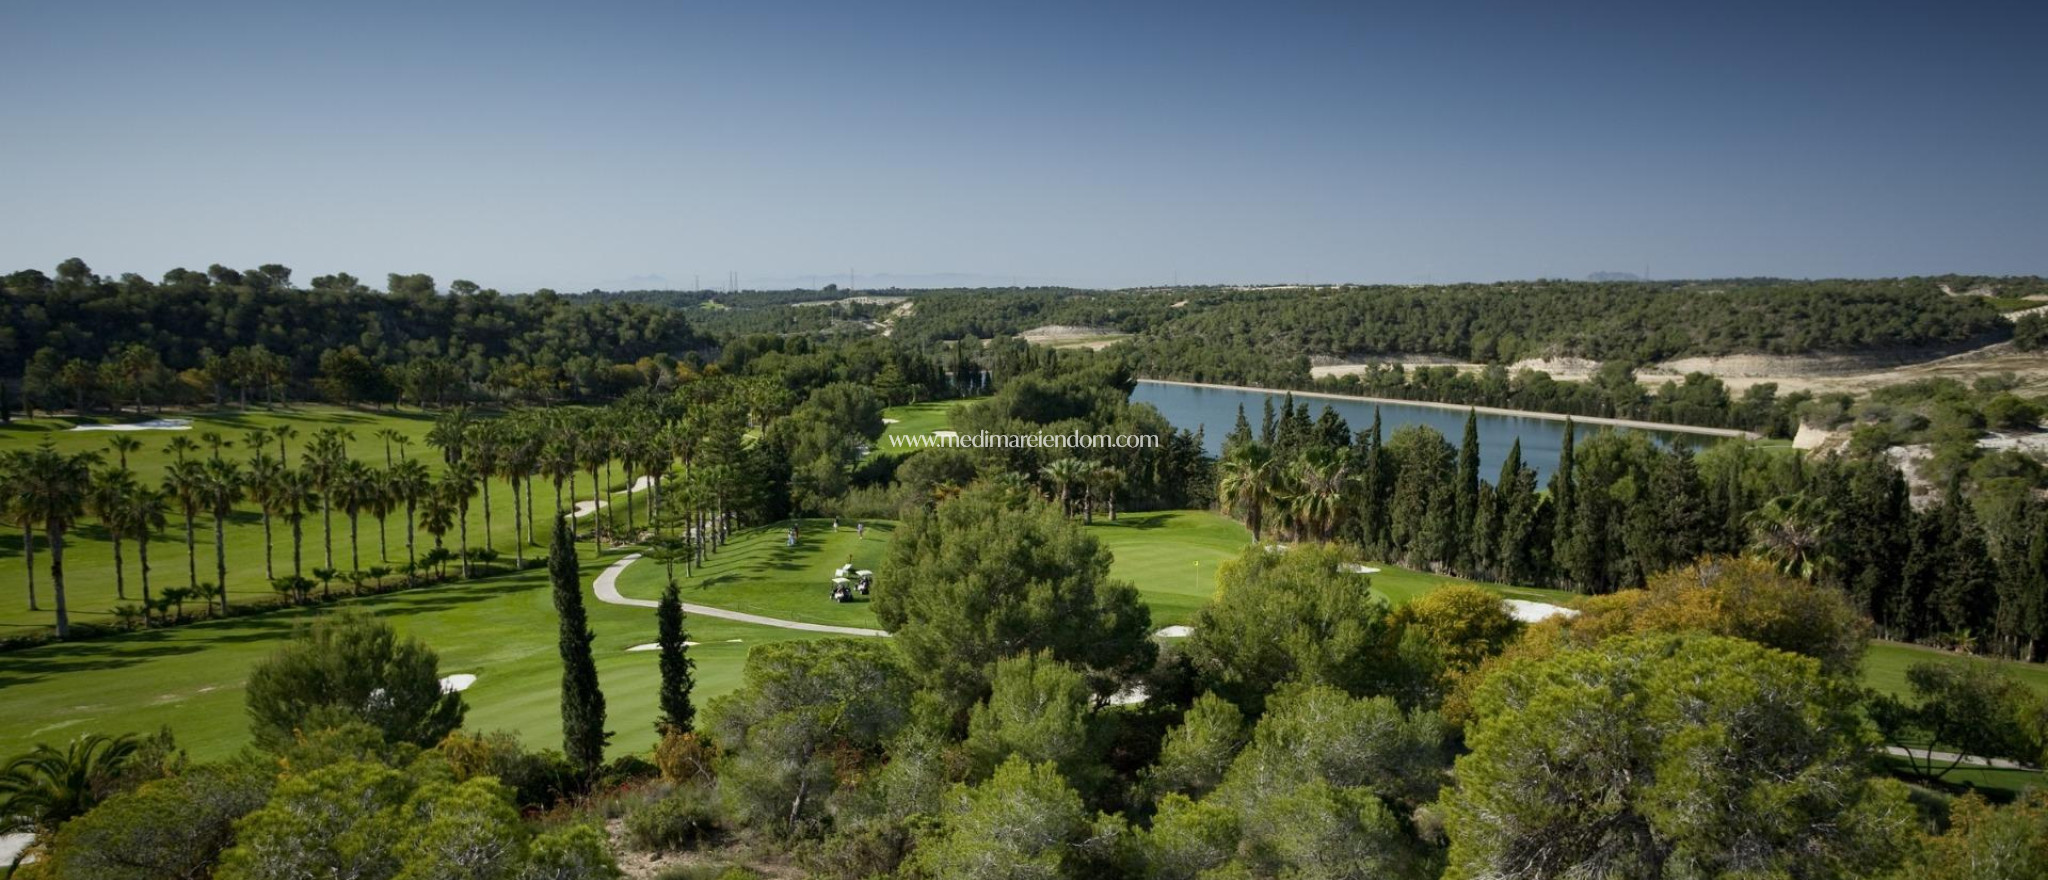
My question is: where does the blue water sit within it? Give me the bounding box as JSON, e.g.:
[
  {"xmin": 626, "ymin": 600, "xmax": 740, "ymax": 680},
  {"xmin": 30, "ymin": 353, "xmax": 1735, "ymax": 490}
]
[{"xmin": 1131, "ymin": 380, "xmax": 1710, "ymax": 483}]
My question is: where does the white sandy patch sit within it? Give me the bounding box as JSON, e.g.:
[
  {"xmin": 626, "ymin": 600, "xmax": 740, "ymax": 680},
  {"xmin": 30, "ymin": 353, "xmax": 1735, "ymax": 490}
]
[
  {"xmin": 0, "ymin": 833, "xmax": 33, "ymax": 867},
  {"xmin": 627, "ymin": 639, "xmax": 744, "ymax": 651},
  {"xmin": 1338, "ymin": 563, "xmax": 1380, "ymax": 574},
  {"xmin": 1108, "ymin": 684, "xmax": 1149, "ymax": 706},
  {"xmin": 1154, "ymin": 625, "xmax": 1194, "ymax": 638},
  {"xmin": 1504, "ymin": 599, "xmax": 1578, "ymax": 623},
  {"xmin": 439, "ymin": 674, "xmax": 477, "ymax": 693},
  {"xmin": 71, "ymin": 418, "xmax": 191, "ymax": 432},
  {"xmin": 881, "ymin": 417, "xmax": 900, "ymax": 424},
  {"xmin": 1509, "ymin": 357, "xmax": 1602, "ymax": 382},
  {"xmin": 931, "ymin": 429, "xmax": 958, "ymax": 438}
]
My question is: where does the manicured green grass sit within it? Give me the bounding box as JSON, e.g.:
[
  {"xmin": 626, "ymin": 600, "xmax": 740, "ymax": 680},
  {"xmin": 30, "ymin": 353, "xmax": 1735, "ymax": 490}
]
[
  {"xmin": 612, "ymin": 517, "xmax": 895, "ymax": 629},
  {"xmin": 1862, "ymin": 639, "xmax": 2048, "ymax": 700},
  {"xmin": 1089, "ymin": 510, "xmax": 1251, "ymax": 627},
  {"xmin": 0, "ymin": 554, "xmax": 827, "ymax": 762},
  {"xmin": 0, "ymin": 405, "xmax": 652, "ymax": 632},
  {"xmin": 872, "ymin": 398, "xmax": 976, "ymax": 459}
]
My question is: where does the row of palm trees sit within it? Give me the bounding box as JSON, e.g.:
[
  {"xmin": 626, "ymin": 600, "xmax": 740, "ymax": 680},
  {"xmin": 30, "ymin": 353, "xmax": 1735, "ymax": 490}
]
[
  {"xmin": 3, "ymin": 400, "xmax": 752, "ymax": 638},
  {"xmin": 1038, "ymin": 456, "xmax": 1125, "ymax": 523},
  {"xmin": 1216, "ymin": 442, "xmax": 1354, "ymax": 543}
]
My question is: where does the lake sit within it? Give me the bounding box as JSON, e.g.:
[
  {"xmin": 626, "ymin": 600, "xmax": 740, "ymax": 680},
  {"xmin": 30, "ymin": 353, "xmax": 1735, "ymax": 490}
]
[{"xmin": 1131, "ymin": 380, "xmax": 1722, "ymax": 483}]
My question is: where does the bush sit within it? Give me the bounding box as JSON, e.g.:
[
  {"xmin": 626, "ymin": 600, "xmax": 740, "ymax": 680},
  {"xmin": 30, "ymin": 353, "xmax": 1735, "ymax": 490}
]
[
  {"xmin": 624, "ymin": 784, "xmax": 724, "ymax": 853},
  {"xmin": 436, "ymin": 730, "xmax": 579, "ymax": 809},
  {"xmin": 243, "ymin": 610, "xmax": 466, "ymax": 750},
  {"xmin": 601, "ymin": 753, "xmax": 661, "ymax": 789},
  {"xmin": 655, "ymin": 730, "xmax": 720, "ymax": 786}
]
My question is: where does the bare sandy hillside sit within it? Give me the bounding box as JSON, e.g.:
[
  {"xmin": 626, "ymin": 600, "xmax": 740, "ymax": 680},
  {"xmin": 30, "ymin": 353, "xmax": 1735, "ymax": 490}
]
[
  {"xmin": 1019, "ymin": 324, "xmax": 1129, "ymax": 349},
  {"xmin": 1646, "ymin": 342, "xmax": 2048, "ymax": 396}
]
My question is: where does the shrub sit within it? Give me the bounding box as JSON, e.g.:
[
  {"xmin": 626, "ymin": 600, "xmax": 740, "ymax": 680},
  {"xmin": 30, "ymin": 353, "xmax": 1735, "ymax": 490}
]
[
  {"xmin": 624, "ymin": 784, "xmax": 724, "ymax": 853},
  {"xmin": 655, "ymin": 730, "xmax": 720, "ymax": 786}
]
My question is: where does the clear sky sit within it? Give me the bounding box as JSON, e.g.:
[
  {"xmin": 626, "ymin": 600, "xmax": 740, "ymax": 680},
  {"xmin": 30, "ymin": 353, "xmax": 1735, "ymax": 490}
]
[{"xmin": 3, "ymin": 0, "xmax": 2044, "ymax": 292}]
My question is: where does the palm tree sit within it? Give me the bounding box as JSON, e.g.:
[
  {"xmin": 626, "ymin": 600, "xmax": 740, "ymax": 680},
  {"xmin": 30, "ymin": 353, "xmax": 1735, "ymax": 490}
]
[
  {"xmin": 198, "ymin": 457, "xmax": 243, "ymax": 614},
  {"xmin": 162, "ymin": 459, "xmax": 207, "ymax": 591},
  {"xmin": 105, "ymin": 435, "xmax": 143, "ymax": 471},
  {"xmin": 1747, "ymin": 493, "xmax": 1838, "ymax": 582},
  {"xmin": 374, "ymin": 427, "xmax": 405, "ymax": 469},
  {"xmin": 366, "ymin": 468, "xmax": 396, "ymax": 563},
  {"xmin": 1218, "ymin": 442, "xmax": 1278, "ymax": 543},
  {"xmin": 441, "ymin": 461, "xmax": 479, "ymax": 578},
  {"xmin": 198, "ymin": 431, "xmax": 232, "ymax": 462},
  {"xmin": 0, "ymin": 451, "xmax": 37, "ymax": 611},
  {"xmin": 1285, "ymin": 447, "xmax": 1353, "ymax": 542},
  {"xmin": 240, "ymin": 429, "xmax": 273, "ymax": 466},
  {"xmin": 164, "ymin": 435, "xmax": 198, "ymax": 465},
  {"xmin": 269, "ymin": 424, "xmax": 298, "ymax": 463},
  {"xmin": 86, "ymin": 468, "xmax": 142, "ymax": 601},
  {"xmin": 11, "ymin": 444, "xmax": 100, "ymax": 635},
  {"xmin": 119, "ymin": 486, "xmax": 169, "ymax": 619},
  {"xmin": 273, "ymin": 469, "xmax": 318, "ymax": 578},
  {"xmin": 304, "ymin": 427, "xmax": 353, "ymax": 570},
  {"xmin": 388, "ymin": 459, "xmax": 431, "ymax": 574},
  {"xmin": 0, "ymin": 732, "xmax": 141, "ymax": 841},
  {"xmin": 578, "ymin": 424, "xmax": 610, "ymax": 550},
  {"xmin": 1040, "ymin": 457, "xmax": 1090, "ymax": 517},
  {"xmin": 542, "ymin": 434, "xmax": 577, "ymax": 516},
  {"xmin": 497, "ymin": 424, "xmax": 538, "ymax": 568},
  {"xmin": 419, "ymin": 489, "xmax": 457, "ymax": 579},
  {"xmin": 334, "ymin": 459, "xmax": 378, "ymax": 573},
  {"xmin": 246, "ymin": 453, "xmax": 285, "ymax": 582},
  {"xmin": 468, "ymin": 421, "xmax": 502, "ymax": 555},
  {"xmin": 1087, "ymin": 463, "xmax": 1125, "ymax": 523}
]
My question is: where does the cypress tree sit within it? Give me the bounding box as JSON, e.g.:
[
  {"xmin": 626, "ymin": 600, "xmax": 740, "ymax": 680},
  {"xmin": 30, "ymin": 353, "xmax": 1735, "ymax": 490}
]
[
  {"xmin": 656, "ymin": 581, "xmax": 696, "ymax": 733},
  {"xmin": 1259, "ymin": 397, "xmax": 1277, "ymax": 446},
  {"xmin": 1225, "ymin": 404, "xmax": 1254, "ymax": 453},
  {"xmin": 1454, "ymin": 410, "xmax": 1481, "ymax": 571},
  {"xmin": 550, "ymin": 513, "xmax": 609, "ymax": 780},
  {"xmin": 1549, "ymin": 419, "xmax": 1577, "ymax": 588}
]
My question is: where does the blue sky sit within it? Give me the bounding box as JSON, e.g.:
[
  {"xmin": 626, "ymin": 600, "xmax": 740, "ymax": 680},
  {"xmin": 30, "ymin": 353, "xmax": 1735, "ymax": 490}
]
[{"xmin": 2, "ymin": 0, "xmax": 2043, "ymax": 291}]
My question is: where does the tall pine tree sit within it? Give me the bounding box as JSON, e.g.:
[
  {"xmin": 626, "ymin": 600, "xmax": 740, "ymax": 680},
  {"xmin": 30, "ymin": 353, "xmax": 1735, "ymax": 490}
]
[
  {"xmin": 656, "ymin": 581, "xmax": 696, "ymax": 733},
  {"xmin": 551, "ymin": 513, "xmax": 610, "ymax": 780}
]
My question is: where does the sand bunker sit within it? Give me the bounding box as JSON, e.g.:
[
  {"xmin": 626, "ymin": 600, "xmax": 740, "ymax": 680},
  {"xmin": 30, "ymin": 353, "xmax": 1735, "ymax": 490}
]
[
  {"xmin": 439, "ymin": 674, "xmax": 477, "ymax": 693},
  {"xmin": 71, "ymin": 418, "xmax": 191, "ymax": 432},
  {"xmin": 1154, "ymin": 625, "xmax": 1193, "ymax": 638},
  {"xmin": 1504, "ymin": 599, "xmax": 1578, "ymax": 623}
]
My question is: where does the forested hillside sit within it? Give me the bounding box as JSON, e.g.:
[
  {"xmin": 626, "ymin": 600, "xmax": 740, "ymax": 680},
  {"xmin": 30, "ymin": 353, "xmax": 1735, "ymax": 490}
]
[
  {"xmin": 1, "ymin": 259, "xmax": 706, "ymax": 411},
  {"xmin": 884, "ymin": 278, "xmax": 2017, "ymax": 366}
]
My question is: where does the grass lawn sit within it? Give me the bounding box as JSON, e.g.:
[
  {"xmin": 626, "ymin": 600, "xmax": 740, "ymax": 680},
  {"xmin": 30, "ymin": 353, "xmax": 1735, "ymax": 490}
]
[
  {"xmin": 872, "ymin": 398, "xmax": 976, "ymax": 459},
  {"xmin": 0, "ymin": 553, "xmax": 828, "ymax": 763},
  {"xmin": 0, "ymin": 405, "xmax": 655, "ymax": 632},
  {"xmin": 1862, "ymin": 638, "xmax": 2048, "ymax": 700},
  {"xmin": 612, "ymin": 517, "xmax": 895, "ymax": 629}
]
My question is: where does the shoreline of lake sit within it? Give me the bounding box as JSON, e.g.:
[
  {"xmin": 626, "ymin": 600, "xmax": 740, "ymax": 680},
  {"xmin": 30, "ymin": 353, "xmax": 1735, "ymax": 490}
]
[{"xmin": 1134, "ymin": 378, "xmax": 1760, "ymax": 440}]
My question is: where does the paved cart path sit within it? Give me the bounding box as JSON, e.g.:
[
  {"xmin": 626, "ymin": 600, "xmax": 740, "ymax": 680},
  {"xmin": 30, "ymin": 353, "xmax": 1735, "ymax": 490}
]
[{"xmin": 591, "ymin": 552, "xmax": 889, "ymax": 637}]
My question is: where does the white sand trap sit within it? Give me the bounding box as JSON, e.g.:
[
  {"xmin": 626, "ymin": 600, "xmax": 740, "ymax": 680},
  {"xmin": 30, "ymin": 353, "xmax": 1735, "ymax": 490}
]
[
  {"xmin": 1504, "ymin": 599, "xmax": 1578, "ymax": 623},
  {"xmin": 439, "ymin": 674, "xmax": 477, "ymax": 693},
  {"xmin": 1338, "ymin": 563, "xmax": 1380, "ymax": 574},
  {"xmin": 71, "ymin": 418, "xmax": 191, "ymax": 432},
  {"xmin": 881, "ymin": 417, "xmax": 900, "ymax": 424},
  {"xmin": 628, "ymin": 638, "xmax": 741, "ymax": 651},
  {"xmin": 0, "ymin": 832, "xmax": 33, "ymax": 866},
  {"xmin": 1154, "ymin": 625, "xmax": 1193, "ymax": 638}
]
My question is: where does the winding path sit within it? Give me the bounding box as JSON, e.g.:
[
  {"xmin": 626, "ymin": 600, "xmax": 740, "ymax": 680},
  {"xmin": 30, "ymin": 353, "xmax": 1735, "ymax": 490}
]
[{"xmin": 590, "ymin": 552, "xmax": 889, "ymax": 637}]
